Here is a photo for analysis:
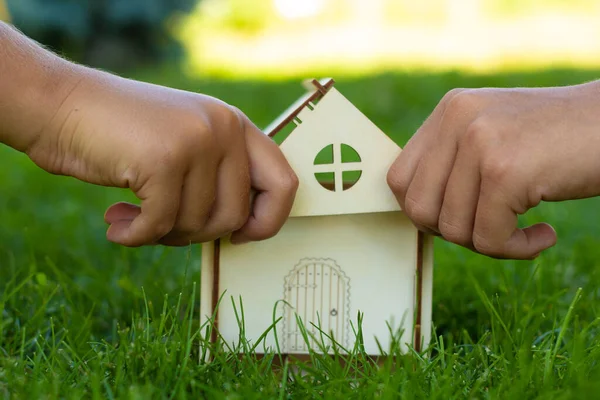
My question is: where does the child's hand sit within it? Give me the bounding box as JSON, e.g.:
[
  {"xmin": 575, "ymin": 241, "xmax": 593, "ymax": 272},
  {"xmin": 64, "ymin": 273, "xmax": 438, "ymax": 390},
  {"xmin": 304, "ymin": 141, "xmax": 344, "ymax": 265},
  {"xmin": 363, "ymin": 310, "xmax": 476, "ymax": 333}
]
[
  {"xmin": 387, "ymin": 83, "xmax": 600, "ymax": 259},
  {"xmin": 27, "ymin": 68, "xmax": 298, "ymax": 247}
]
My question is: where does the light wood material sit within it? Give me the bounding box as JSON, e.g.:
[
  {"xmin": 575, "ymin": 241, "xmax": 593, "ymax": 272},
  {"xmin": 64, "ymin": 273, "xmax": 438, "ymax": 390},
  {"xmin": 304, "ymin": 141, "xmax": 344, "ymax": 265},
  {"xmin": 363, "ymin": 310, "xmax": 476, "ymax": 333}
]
[
  {"xmin": 419, "ymin": 233, "xmax": 434, "ymax": 353},
  {"xmin": 265, "ymin": 78, "xmax": 335, "ymax": 138},
  {"xmin": 215, "ymin": 212, "xmax": 418, "ymax": 355},
  {"xmin": 279, "ymin": 87, "xmax": 402, "ymax": 217},
  {"xmin": 200, "ymin": 79, "xmax": 434, "ymax": 357}
]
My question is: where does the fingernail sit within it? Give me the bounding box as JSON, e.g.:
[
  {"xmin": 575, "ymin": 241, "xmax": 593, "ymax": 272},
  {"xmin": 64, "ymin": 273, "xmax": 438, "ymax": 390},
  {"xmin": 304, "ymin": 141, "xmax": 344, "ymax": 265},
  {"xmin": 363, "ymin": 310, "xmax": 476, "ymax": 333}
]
[
  {"xmin": 106, "ymin": 221, "xmax": 132, "ymax": 244},
  {"xmin": 106, "ymin": 228, "xmax": 123, "ymax": 244}
]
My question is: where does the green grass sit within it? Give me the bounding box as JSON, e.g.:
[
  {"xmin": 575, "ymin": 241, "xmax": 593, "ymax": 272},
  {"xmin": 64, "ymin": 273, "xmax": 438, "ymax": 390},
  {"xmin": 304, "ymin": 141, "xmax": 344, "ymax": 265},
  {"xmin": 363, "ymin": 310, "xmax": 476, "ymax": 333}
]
[{"xmin": 3, "ymin": 66, "xmax": 600, "ymax": 398}]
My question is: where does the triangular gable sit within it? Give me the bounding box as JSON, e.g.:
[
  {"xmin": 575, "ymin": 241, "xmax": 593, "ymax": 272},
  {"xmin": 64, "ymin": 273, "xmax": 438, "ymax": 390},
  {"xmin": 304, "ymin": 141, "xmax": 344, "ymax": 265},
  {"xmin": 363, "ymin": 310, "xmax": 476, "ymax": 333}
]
[{"xmin": 268, "ymin": 80, "xmax": 402, "ymax": 218}]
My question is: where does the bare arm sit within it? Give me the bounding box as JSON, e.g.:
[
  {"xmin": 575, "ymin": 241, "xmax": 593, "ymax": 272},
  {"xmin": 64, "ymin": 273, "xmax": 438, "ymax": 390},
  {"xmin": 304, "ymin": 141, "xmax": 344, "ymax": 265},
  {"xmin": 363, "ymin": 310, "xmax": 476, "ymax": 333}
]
[
  {"xmin": 0, "ymin": 21, "xmax": 80, "ymax": 151},
  {"xmin": 0, "ymin": 21, "xmax": 298, "ymax": 247}
]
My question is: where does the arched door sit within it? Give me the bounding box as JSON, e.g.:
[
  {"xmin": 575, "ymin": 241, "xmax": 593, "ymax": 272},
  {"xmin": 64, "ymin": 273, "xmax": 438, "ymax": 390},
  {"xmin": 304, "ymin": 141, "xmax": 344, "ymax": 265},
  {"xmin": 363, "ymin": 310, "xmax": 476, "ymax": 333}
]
[{"xmin": 282, "ymin": 258, "xmax": 351, "ymax": 353}]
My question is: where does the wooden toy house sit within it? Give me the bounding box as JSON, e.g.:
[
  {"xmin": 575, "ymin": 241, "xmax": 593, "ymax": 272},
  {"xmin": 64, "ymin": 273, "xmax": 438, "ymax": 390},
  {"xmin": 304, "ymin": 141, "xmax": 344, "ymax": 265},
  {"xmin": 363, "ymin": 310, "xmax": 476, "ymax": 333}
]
[{"xmin": 200, "ymin": 79, "xmax": 434, "ymax": 357}]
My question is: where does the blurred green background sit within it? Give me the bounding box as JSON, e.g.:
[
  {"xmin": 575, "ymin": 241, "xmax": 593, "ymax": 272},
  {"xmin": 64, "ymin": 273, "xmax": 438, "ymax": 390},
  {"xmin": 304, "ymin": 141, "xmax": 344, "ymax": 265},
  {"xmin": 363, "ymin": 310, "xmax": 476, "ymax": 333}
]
[
  {"xmin": 6, "ymin": 0, "xmax": 600, "ymax": 74},
  {"xmin": 2, "ymin": 1, "xmax": 600, "ymax": 396}
]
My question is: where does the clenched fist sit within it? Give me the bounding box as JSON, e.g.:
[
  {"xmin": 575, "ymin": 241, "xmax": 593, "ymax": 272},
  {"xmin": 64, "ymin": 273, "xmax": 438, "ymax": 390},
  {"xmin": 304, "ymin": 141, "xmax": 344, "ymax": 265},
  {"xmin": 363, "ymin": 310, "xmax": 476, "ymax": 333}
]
[
  {"xmin": 1, "ymin": 22, "xmax": 298, "ymax": 247},
  {"xmin": 387, "ymin": 82, "xmax": 600, "ymax": 260}
]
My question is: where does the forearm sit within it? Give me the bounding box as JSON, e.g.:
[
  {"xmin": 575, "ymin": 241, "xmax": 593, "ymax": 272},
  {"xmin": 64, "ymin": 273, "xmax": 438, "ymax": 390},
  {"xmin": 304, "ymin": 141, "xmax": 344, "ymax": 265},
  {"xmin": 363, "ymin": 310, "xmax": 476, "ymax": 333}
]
[{"xmin": 0, "ymin": 21, "xmax": 80, "ymax": 152}]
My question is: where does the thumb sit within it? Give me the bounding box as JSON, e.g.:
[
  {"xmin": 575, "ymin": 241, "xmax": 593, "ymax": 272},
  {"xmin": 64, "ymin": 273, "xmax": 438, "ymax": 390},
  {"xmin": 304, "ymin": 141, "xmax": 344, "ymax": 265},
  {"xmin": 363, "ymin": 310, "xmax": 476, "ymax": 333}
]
[
  {"xmin": 105, "ymin": 171, "xmax": 182, "ymax": 247},
  {"xmin": 505, "ymin": 223, "xmax": 557, "ymax": 259},
  {"xmin": 104, "ymin": 202, "xmax": 141, "ymax": 244},
  {"xmin": 474, "ymin": 188, "xmax": 557, "ymax": 259},
  {"xmin": 104, "ymin": 202, "xmax": 141, "ymax": 224}
]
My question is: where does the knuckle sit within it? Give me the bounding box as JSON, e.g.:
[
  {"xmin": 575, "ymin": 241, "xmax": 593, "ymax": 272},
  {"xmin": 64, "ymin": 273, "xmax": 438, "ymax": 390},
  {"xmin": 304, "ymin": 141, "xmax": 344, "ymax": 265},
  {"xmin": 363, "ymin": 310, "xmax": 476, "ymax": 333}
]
[
  {"xmin": 444, "ymin": 89, "xmax": 478, "ymax": 115},
  {"xmin": 230, "ymin": 214, "xmax": 249, "ymax": 233},
  {"xmin": 461, "ymin": 117, "xmax": 492, "ymax": 151},
  {"xmin": 480, "ymin": 154, "xmax": 513, "ymax": 186},
  {"xmin": 279, "ymin": 168, "xmax": 300, "ymax": 195},
  {"xmin": 441, "ymin": 87, "xmax": 466, "ymax": 103},
  {"xmin": 472, "ymin": 232, "xmax": 498, "ymax": 256},
  {"xmin": 227, "ymin": 105, "xmax": 246, "ymax": 127},
  {"xmin": 189, "ymin": 124, "xmax": 219, "ymax": 155},
  {"xmin": 208, "ymin": 103, "xmax": 245, "ymax": 143},
  {"xmin": 224, "ymin": 208, "xmax": 250, "ymax": 233},
  {"xmin": 438, "ymin": 217, "xmax": 470, "ymax": 246},
  {"xmin": 172, "ymin": 113, "xmax": 220, "ymax": 157},
  {"xmin": 386, "ymin": 165, "xmax": 407, "ymax": 195},
  {"xmin": 404, "ymin": 196, "xmax": 436, "ymax": 228},
  {"xmin": 220, "ymin": 104, "xmax": 246, "ymax": 133}
]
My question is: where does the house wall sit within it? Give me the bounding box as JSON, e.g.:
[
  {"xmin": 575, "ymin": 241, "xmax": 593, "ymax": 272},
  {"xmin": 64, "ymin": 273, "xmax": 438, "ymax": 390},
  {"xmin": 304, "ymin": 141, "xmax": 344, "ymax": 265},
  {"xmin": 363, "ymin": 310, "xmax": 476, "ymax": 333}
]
[{"xmin": 213, "ymin": 211, "xmax": 421, "ymax": 355}]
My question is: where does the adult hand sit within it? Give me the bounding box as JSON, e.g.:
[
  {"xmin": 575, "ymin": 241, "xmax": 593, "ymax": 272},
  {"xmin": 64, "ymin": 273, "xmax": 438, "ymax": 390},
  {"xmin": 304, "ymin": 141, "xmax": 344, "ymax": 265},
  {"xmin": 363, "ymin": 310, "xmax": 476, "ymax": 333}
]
[{"xmin": 387, "ymin": 82, "xmax": 600, "ymax": 259}]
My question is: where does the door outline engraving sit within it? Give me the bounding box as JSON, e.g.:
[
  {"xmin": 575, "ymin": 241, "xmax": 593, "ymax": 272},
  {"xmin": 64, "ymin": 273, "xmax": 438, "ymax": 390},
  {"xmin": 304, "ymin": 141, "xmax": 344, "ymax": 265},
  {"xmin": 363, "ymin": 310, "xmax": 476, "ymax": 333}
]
[{"xmin": 282, "ymin": 257, "xmax": 351, "ymax": 352}]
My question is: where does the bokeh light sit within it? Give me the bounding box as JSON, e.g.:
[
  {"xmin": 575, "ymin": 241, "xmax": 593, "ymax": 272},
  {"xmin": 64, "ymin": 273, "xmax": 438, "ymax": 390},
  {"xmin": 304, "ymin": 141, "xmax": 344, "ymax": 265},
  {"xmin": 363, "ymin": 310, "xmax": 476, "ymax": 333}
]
[
  {"xmin": 175, "ymin": 0, "xmax": 600, "ymax": 80},
  {"xmin": 274, "ymin": 0, "xmax": 324, "ymax": 19}
]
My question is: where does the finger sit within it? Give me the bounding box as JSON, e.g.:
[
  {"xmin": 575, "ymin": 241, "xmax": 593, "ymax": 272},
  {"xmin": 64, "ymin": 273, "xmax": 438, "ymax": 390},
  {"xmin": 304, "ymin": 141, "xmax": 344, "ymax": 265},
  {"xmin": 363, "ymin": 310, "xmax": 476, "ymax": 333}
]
[
  {"xmin": 473, "ymin": 185, "xmax": 557, "ymax": 259},
  {"xmin": 402, "ymin": 89, "xmax": 487, "ymax": 233},
  {"xmin": 104, "ymin": 202, "xmax": 146, "ymax": 244},
  {"xmin": 194, "ymin": 135, "xmax": 251, "ymax": 241},
  {"xmin": 157, "ymin": 159, "xmax": 218, "ymax": 246},
  {"xmin": 387, "ymin": 116, "xmax": 439, "ymax": 211},
  {"xmin": 230, "ymin": 123, "xmax": 298, "ymax": 244},
  {"xmin": 437, "ymin": 145, "xmax": 481, "ymax": 250},
  {"xmin": 410, "ymin": 222, "xmax": 440, "ymax": 236},
  {"xmin": 387, "ymin": 89, "xmax": 463, "ymax": 211},
  {"xmin": 104, "ymin": 202, "xmax": 141, "ymax": 225},
  {"xmin": 107, "ymin": 170, "xmax": 183, "ymax": 247},
  {"xmin": 402, "ymin": 101, "xmax": 478, "ymax": 232},
  {"xmin": 403, "ymin": 138, "xmax": 457, "ymax": 233}
]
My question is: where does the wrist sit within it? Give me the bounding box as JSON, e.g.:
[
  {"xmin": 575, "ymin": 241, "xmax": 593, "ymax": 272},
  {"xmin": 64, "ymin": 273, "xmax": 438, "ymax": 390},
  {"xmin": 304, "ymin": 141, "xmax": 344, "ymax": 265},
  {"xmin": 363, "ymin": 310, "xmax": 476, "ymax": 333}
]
[{"xmin": 0, "ymin": 22, "xmax": 85, "ymax": 152}]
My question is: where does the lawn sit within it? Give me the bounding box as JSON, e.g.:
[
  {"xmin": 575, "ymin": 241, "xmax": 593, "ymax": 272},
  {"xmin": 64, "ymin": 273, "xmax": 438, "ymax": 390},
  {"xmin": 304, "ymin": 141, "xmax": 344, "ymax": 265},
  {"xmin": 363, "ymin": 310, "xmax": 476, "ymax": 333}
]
[{"xmin": 2, "ymin": 67, "xmax": 600, "ymax": 398}]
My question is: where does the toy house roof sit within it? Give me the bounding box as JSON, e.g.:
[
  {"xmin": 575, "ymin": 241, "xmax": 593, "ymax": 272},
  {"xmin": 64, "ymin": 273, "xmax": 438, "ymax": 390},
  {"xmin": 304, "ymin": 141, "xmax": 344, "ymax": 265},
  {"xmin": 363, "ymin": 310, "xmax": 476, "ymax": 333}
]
[{"xmin": 265, "ymin": 79, "xmax": 403, "ymax": 218}]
